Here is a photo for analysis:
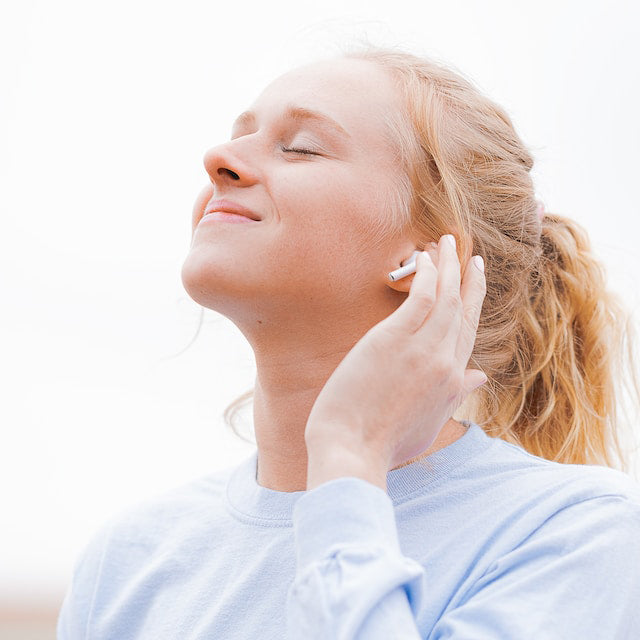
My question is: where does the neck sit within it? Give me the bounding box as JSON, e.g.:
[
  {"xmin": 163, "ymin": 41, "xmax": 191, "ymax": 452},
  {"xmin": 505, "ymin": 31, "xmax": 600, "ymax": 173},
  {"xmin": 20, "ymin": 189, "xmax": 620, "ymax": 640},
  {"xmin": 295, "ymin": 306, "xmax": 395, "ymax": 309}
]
[
  {"xmin": 251, "ymin": 342, "xmax": 468, "ymax": 491},
  {"xmin": 230, "ymin": 285, "xmax": 468, "ymax": 492},
  {"xmin": 251, "ymin": 334, "xmax": 360, "ymax": 493}
]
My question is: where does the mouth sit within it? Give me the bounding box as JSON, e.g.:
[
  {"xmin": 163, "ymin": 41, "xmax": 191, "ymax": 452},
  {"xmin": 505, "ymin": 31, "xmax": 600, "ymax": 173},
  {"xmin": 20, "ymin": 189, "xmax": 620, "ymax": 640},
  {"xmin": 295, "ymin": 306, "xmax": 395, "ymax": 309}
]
[{"xmin": 203, "ymin": 198, "xmax": 262, "ymax": 221}]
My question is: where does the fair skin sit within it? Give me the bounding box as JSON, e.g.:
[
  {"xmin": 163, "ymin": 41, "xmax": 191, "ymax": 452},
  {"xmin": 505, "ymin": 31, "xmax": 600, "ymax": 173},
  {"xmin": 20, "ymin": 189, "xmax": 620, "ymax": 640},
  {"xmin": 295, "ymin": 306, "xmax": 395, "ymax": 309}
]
[{"xmin": 181, "ymin": 58, "xmax": 487, "ymax": 493}]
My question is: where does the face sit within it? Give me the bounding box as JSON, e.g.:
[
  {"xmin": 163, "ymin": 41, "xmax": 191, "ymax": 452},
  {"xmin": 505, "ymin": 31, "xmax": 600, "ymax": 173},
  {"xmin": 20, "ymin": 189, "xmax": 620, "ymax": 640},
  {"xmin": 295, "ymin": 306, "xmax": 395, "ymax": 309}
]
[{"xmin": 181, "ymin": 57, "xmax": 415, "ymax": 330}]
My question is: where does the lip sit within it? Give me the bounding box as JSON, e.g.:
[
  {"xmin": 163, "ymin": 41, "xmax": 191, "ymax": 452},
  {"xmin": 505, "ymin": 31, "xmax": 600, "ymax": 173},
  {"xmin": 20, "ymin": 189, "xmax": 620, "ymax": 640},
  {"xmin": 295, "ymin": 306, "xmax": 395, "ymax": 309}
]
[
  {"xmin": 200, "ymin": 212, "xmax": 256, "ymax": 224},
  {"xmin": 202, "ymin": 198, "xmax": 262, "ymax": 221}
]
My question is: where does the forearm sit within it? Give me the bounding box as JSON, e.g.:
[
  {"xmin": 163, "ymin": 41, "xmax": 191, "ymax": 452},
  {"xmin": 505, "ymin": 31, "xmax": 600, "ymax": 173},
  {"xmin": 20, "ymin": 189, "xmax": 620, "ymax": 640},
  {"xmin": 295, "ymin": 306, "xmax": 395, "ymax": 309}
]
[{"xmin": 288, "ymin": 472, "xmax": 425, "ymax": 640}]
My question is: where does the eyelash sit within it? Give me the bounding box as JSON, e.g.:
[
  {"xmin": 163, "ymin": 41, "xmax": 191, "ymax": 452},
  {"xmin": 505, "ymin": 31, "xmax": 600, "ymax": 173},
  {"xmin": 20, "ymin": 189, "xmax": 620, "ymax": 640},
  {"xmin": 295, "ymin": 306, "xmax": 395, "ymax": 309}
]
[{"xmin": 280, "ymin": 145, "xmax": 318, "ymax": 156}]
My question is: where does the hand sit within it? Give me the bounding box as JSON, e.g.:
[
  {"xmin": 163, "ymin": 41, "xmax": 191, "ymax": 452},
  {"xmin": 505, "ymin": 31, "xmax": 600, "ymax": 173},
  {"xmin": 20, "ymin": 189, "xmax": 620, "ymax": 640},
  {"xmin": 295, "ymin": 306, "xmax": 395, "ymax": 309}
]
[{"xmin": 305, "ymin": 235, "xmax": 487, "ymax": 488}]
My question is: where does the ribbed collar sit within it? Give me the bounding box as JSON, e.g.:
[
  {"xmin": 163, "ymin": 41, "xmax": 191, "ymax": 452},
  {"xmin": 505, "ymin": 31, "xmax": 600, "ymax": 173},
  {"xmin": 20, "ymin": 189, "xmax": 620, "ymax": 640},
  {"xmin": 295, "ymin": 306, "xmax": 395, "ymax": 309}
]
[{"xmin": 225, "ymin": 421, "xmax": 493, "ymax": 525}]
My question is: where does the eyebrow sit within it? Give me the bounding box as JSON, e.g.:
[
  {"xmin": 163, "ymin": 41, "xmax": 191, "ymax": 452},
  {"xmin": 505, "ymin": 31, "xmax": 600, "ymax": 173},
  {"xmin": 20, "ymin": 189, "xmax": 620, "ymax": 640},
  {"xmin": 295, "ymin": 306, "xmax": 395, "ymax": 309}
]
[{"xmin": 231, "ymin": 105, "xmax": 351, "ymax": 139}]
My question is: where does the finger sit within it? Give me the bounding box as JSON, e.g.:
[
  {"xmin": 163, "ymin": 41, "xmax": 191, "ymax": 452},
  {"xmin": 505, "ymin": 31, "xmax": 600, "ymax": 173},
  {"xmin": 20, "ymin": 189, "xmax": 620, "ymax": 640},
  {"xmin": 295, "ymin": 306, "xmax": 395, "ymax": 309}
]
[
  {"xmin": 427, "ymin": 242, "xmax": 439, "ymax": 268},
  {"xmin": 388, "ymin": 250, "xmax": 438, "ymax": 333},
  {"xmin": 455, "ymin": 254, "xmax": 487, "ymax": 367},
  {"xmin": 462, "ymin": 369, "xmax": 488, "ymax": 395},
  {"xmin": 417, "ymin": 235, "xmax": 463, "ymax": 346},
  {"xmin": 446, "ymin": 368, "xmax": 488, "ymax": 417}
]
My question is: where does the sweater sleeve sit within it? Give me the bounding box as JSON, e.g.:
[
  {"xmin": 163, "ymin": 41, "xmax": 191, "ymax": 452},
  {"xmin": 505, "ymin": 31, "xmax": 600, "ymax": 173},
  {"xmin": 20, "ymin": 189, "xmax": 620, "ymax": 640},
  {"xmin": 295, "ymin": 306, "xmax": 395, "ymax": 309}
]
[
  {"xmin": 430, "ymin": 494, "xmax": 640, "ymax": 639},
  {"xmin": 287, "ymin": 477, "xmax": 426, "ymax": 640},
  {"xmin": 56, "ymin": 521, "xmax": 112, "ymax": 640}
]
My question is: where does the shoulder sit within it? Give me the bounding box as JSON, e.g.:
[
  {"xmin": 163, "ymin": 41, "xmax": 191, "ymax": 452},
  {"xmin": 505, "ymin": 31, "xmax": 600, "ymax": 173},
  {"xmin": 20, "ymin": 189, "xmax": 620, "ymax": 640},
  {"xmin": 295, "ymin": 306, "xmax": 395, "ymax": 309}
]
[
  {"xmin": 454, "ymin": 432, "xmax": 640, "ymax": 576},
  {"xmin": 427, "ymin": 438, "xmax": 640, "ymax": 639},
  {"xmin": 466, "ymin": 433, "xmax": 640, "ymax": 551},
  {"xmin": 419, "ymin": 427, "xmax": 640, "ymax": 548},
  {"xmin": 115, "ymin": 463, "xmax": 235, "ymax": 542},
  {"xmin": 476, "ymin": 453, "xmax": 640, "ymax": 589},
  {"xmin": 73, "ymin": 462, "xmax": 237, "ymax": 576},
  {"xmin": 485, "ymin": 434, "xmax": 640, "ymax": 504},
  {"xmin": 57, "ymin": 464, "xmax": 238, "ymax": 637}
]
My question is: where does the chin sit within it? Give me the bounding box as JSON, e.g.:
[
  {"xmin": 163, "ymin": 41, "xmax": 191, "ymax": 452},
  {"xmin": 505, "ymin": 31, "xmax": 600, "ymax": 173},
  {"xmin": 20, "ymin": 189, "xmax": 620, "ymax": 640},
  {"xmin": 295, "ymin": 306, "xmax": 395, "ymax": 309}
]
[
  {"xmin": 180, "ymin": 254, "xmax": 204, "ymax": 306},
  {"xmin": 180, "ymin": 249, "xmax": 262, "ymax": 320},
  {"xmin": 180, "ymin": 251, "xmax": 228, "ymax": 308}
]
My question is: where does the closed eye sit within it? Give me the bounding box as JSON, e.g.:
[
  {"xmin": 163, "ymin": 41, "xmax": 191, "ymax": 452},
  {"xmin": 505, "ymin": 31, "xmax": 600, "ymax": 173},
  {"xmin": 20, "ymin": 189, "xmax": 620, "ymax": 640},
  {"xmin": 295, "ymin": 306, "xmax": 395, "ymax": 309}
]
[{"xmin": 280, "ymin": 145, "xmax": 318, "ymax": 155}]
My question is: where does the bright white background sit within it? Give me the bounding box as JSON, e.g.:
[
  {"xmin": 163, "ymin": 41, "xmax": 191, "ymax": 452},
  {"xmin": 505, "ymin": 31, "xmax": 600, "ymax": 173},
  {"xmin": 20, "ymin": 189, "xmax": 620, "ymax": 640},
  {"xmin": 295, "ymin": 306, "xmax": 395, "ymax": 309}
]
[{"xmin": 2, "ymin": 0, "xmax": 639, "ymax": 615}]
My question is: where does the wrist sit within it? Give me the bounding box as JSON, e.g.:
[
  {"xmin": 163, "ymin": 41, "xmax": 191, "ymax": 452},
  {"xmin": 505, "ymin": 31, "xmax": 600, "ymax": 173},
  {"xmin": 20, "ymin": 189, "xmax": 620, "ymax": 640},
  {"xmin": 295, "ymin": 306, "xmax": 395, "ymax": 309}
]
[{"xmin": 306, "ymin": 437, "xmax": 389, "ymax": 492}]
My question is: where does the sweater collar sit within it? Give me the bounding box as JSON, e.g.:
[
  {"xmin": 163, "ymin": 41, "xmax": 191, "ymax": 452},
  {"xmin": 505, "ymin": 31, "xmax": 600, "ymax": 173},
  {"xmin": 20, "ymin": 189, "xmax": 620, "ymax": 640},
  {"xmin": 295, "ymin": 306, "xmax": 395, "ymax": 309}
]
[{"xmin": 225, "ymin": 421, "xmax": 492, "ymax": 525}]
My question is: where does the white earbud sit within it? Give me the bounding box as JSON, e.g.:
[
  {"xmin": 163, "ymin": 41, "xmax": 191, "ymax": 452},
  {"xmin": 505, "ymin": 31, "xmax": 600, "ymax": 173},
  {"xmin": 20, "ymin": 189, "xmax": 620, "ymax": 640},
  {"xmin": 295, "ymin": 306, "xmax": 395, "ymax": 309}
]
[{"xmin": 388, "ymin": 250, "xmax": 421, "ymax": 282}]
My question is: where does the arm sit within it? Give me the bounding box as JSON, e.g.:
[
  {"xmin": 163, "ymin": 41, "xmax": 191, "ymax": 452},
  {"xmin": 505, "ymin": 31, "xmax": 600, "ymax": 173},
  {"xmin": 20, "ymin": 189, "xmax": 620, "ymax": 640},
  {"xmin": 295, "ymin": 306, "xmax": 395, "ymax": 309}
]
[
  {"xmin": 57, "ymin": 522, "xmax": 112, "ymax": 640},
  {"xmin": 286, "ymin": 475, "xmax": 425, "ymax": 640},
  {"xmin": 287, "ymin": 487, "xmax": 640, "ymax": 640},
  {"xmin": 286, "ymin": 238, "xmax": 486, "ymax": 639},
  {"xmin": 430, "ymin": 494, "xmax": 640, "ymax": 639}
]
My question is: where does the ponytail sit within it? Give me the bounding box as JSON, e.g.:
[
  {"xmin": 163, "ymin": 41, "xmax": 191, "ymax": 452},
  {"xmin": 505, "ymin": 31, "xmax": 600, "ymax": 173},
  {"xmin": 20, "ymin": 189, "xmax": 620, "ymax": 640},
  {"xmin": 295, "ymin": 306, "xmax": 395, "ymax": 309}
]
[{"xmin": 476, "ymin": 213, "xmax": 638, "ymax": 471}]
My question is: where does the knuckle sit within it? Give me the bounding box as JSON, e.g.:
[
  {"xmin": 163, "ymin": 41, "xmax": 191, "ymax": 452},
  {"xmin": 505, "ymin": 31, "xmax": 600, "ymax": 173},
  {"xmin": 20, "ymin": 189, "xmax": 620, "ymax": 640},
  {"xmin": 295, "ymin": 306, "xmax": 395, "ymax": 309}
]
[
  {"xmin": 412, "ymin": 289, "xmax": 436, "ymax": 308},
  {"xmin": 369, "ymin": 324, "xmax": 400, "ymax": 349},
  {"xmin": 442, "ymin": 291, "xmax": 462, "ymax": 311},
  {"xmin": 451, "ymin": 370, "xmax": 464, "ymax": 391},
  {"xmin": 430, "ymin": 355, "xmax": 453, "ymax": 380},
  {"xmin": 444, "ymin": 373, "xmax": 465, "ymax": 401},
  {"xmin": 407, "ymin": 348, "xmax": 428, "ymax": 369},
  {"xmin": 466, "ymin": 302, "xmax": 484, "ymax": 325},
  {"xmin": 466, "ymin": 263, "xmax": 487, "ymax": 290}
]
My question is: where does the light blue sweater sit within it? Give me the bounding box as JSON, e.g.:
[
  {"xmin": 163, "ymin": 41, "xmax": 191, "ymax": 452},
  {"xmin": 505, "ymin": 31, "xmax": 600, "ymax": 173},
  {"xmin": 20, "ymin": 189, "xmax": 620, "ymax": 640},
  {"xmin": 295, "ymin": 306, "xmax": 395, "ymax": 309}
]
[{"xmin": 57, "ymin": 422, "xmax": 640, "ymax": 639}]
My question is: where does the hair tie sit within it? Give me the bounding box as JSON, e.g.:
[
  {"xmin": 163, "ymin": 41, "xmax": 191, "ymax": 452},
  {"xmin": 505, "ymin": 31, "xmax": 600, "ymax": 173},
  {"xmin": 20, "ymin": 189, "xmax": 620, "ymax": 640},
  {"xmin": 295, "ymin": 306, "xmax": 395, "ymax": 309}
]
[{"xmin": 536, "ymin": 201, "xmax": 546, "ymax": 223}]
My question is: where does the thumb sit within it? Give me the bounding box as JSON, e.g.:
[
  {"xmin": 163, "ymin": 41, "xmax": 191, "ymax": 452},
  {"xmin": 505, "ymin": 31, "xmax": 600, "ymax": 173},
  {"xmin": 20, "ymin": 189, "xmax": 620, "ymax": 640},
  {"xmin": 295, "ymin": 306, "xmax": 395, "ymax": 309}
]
[{"xmin": 462, "ymin": 369, "xmax": 488, "ymax": 395}]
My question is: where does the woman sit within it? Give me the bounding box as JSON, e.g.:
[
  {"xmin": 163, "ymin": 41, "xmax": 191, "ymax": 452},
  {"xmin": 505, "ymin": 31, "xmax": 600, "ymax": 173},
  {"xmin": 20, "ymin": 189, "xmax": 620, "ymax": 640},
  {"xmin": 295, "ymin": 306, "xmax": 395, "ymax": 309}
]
[{"xmin": 58, "ymin": 48, "xmax": 640, "ymax": 639}]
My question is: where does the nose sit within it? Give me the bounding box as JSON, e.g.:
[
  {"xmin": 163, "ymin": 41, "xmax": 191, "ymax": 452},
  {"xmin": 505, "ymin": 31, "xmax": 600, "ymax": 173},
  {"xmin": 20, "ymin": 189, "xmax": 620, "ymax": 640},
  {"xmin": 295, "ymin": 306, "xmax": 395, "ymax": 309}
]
[{"xmin": 203, "ymin": 141, "xmax": 259, "ymax": 188}]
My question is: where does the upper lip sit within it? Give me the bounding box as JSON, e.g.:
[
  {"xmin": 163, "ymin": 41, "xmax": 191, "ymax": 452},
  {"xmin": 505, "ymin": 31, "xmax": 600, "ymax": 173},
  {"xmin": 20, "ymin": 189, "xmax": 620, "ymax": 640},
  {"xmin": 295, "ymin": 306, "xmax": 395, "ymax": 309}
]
[{"xmin": 203, "ymin": 198, "xmax": 261, "ymax": 221}]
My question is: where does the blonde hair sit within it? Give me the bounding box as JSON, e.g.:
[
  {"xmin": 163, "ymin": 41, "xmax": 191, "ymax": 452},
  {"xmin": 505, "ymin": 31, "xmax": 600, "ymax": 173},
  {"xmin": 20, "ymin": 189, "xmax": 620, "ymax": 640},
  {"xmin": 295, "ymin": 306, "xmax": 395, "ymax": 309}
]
[{"xmin": 222, "ymin": 46, "xmax": 639, "ymax": 472}]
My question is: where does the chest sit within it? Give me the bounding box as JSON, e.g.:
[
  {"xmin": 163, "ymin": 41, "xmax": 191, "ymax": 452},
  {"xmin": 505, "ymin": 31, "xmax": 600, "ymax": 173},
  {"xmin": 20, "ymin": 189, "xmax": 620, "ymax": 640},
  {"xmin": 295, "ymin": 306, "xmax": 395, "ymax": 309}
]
[{"xmin": 91, "ymin": 529, "xmax": 297, "ymax": 640}]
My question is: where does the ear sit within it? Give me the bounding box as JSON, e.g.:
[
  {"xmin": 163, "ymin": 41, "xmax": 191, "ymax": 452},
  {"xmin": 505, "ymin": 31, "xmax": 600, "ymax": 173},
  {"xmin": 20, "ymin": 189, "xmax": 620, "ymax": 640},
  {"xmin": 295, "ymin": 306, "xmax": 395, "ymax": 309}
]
[{"xmin": 386, "ymin": 246, "xmax": 422, "ymax": 293}]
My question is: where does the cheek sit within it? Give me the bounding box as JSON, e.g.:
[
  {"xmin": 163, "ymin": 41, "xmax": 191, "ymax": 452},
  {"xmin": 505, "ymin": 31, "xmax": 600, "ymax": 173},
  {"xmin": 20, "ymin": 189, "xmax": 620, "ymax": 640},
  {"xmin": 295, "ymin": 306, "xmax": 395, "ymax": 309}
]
[
  {"xmin": 269, "ymin": 171, "xmax": 396, "ymax": 289},
  {"xmin": 273, "ymin": 167, "xmax": 388, "ymax": 236}
]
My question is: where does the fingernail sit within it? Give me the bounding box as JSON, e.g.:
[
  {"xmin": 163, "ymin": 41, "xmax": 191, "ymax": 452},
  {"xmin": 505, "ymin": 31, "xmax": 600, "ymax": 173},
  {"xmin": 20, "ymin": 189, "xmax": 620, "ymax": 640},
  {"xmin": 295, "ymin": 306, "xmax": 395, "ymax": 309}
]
[
  {"xmin": 443, "ymin": 234, "xmax": 456, "ymax": 249},
  {"xmin": 472, "ymin": 255, "xmax": 484, "ymax": 272}
]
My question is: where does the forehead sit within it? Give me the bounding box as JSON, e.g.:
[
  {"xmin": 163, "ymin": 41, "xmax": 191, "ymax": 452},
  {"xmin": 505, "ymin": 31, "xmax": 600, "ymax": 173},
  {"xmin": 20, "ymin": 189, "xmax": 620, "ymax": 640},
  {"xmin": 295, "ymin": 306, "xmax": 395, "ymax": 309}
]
[{"xmin": 248, "ymin": 58, "xmax": 402, "ymax": 149}]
